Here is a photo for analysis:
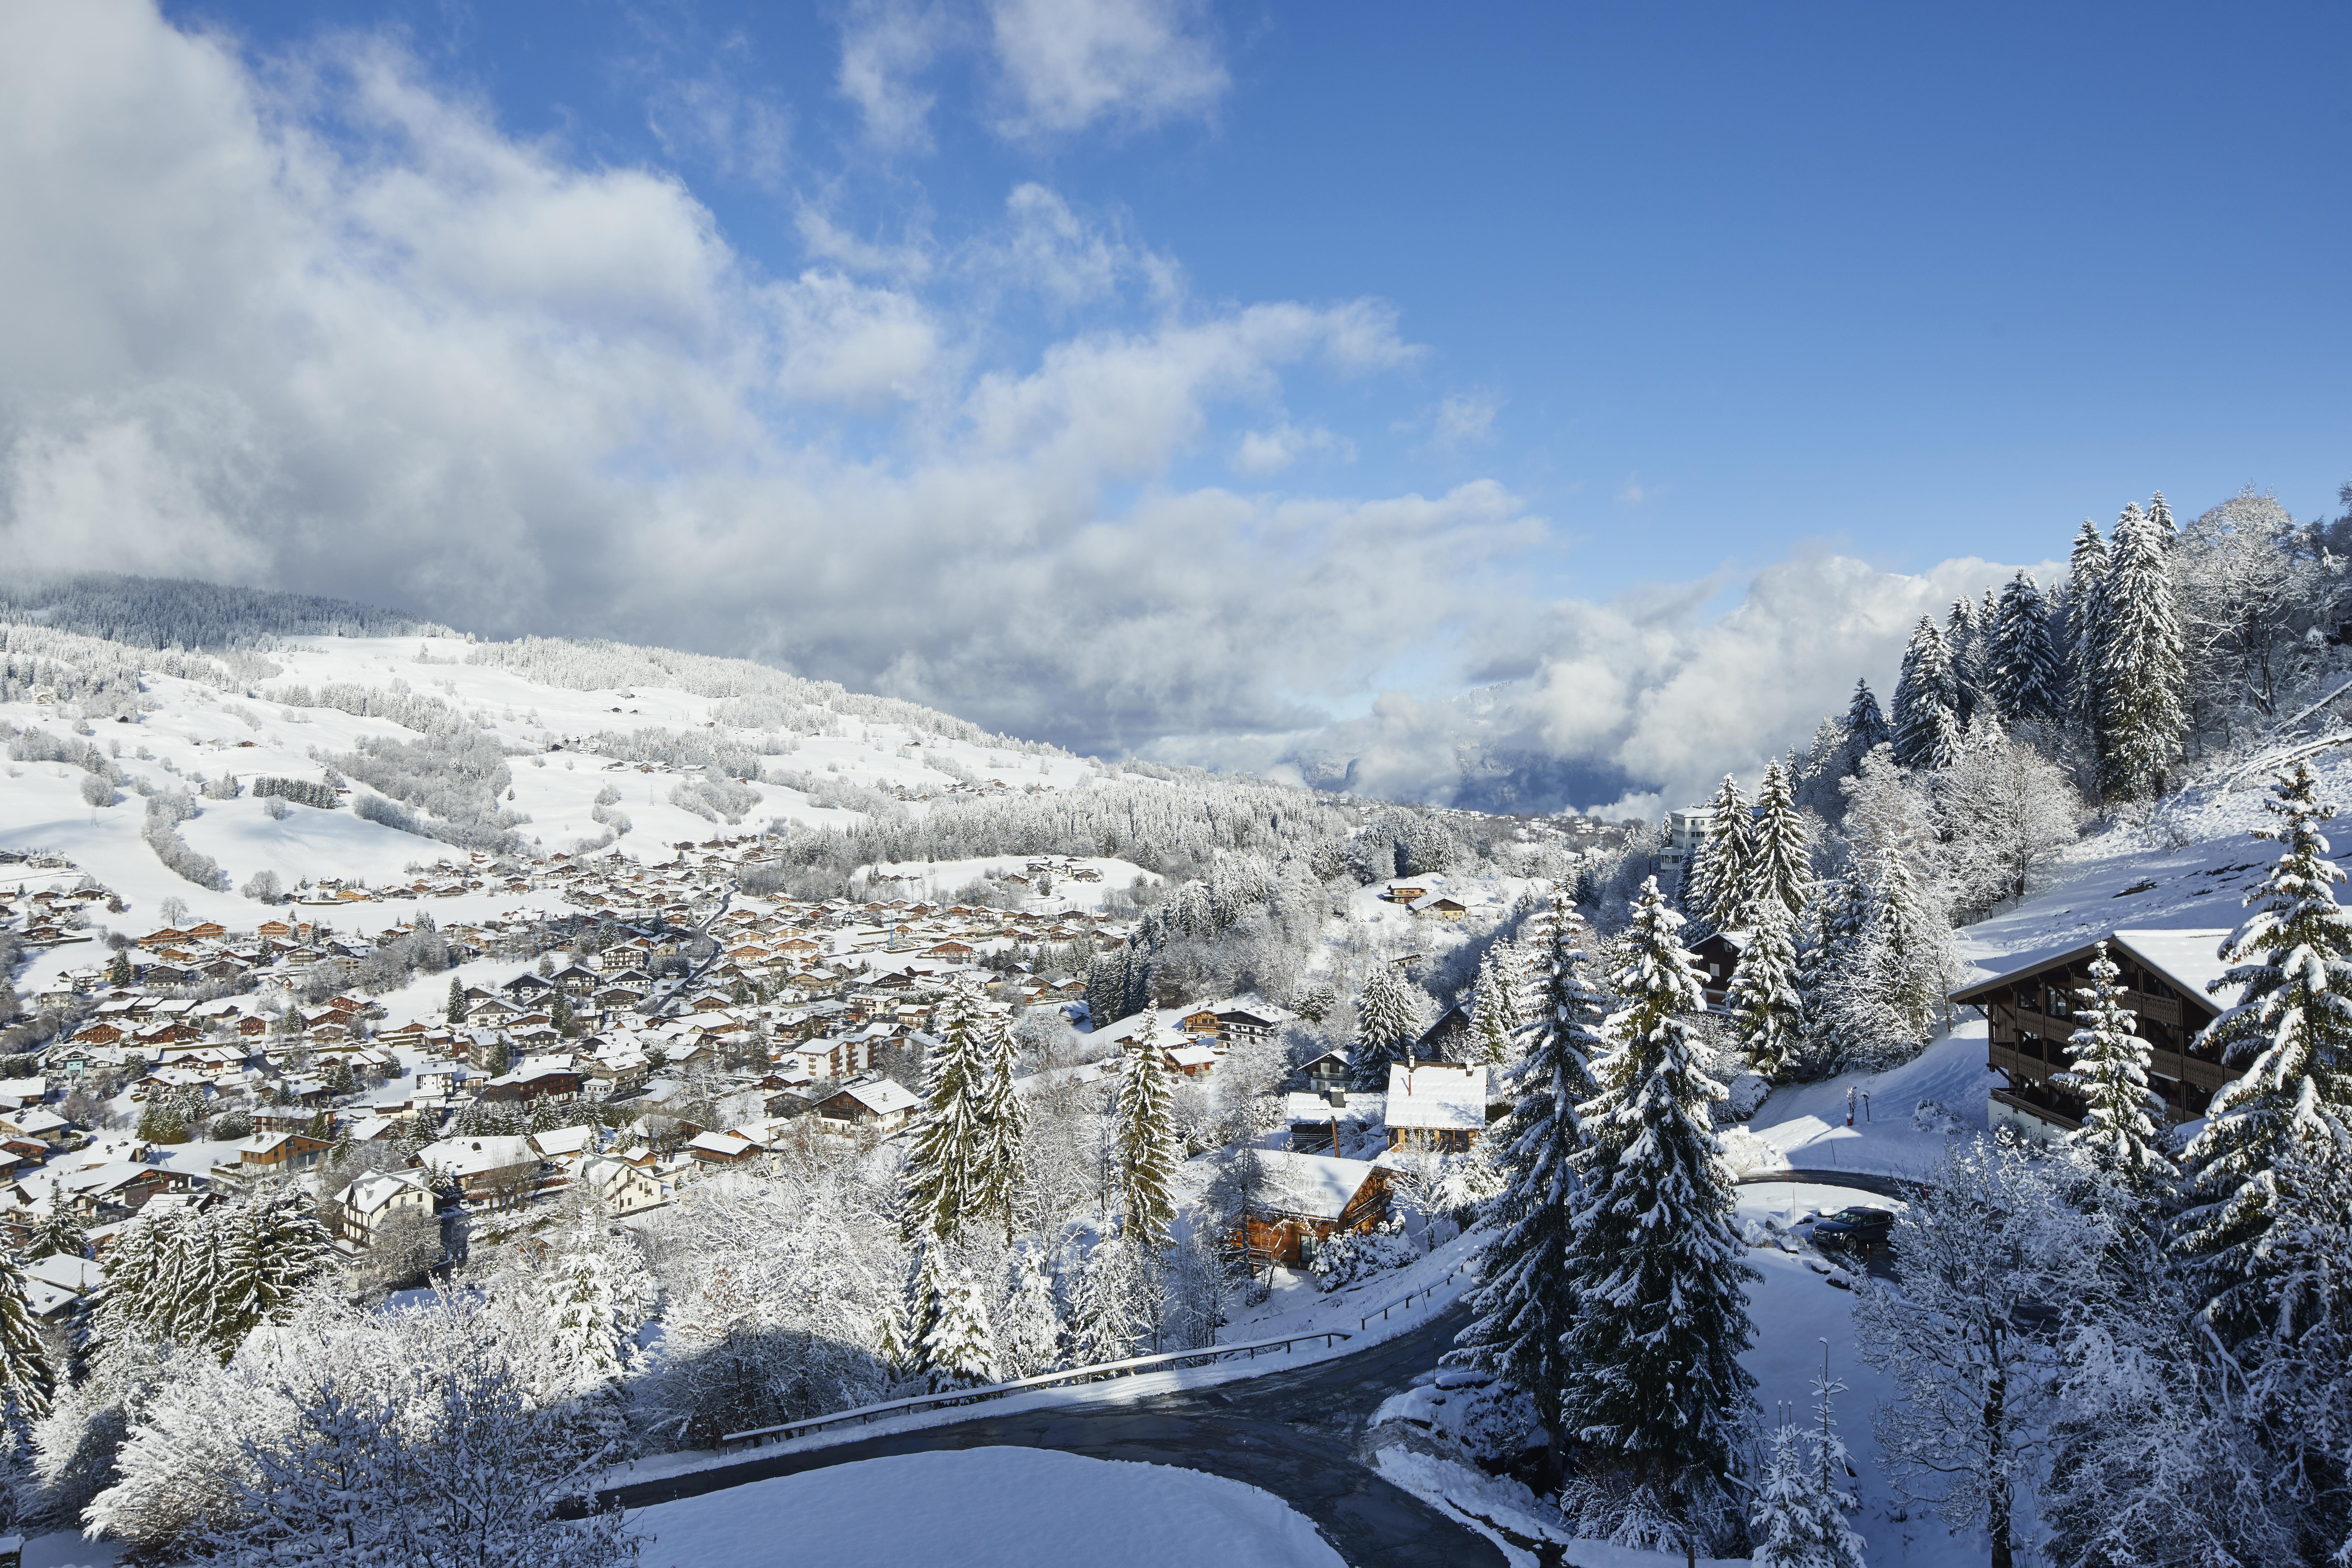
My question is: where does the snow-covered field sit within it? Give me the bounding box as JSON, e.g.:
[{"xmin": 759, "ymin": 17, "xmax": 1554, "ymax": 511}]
[{"xmin": 633, "ymin": 1447, "xmax": 1346, "ymax": 1568}]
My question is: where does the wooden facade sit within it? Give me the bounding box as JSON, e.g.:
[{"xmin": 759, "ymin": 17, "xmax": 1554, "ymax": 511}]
[
  {"xmin": 1949, "ymin": 932, "xmax": 2240, "ymax": 1133},
  {"xmin": 1232, "ymin": 1169, "xmax": 1391, "ymax": 1267}
]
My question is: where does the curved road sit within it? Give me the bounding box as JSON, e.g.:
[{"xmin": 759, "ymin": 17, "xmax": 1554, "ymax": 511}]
[
  {"xmin": 605, "ymin": 1303, "xmax": 1503, "ymax": 1568},
  {"xmin": 606, "ymin": 1177, "xmax": 1903, "ymax": 1567}
]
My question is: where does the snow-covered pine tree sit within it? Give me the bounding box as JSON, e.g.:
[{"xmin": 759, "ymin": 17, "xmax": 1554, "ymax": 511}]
[
  {"xmin": 973, "ymin": 991, "xmax": 1029, "ymax": 1244},
  {"xmin": 1349, "ymin": 961, "xmax": 1424, "ymax": 1091},
  {"xmin": 2065, "ymin": 518, "xmax": 2112, "ymax": 738},
  {"xmin": 0, "ymin": 1248, "xmax": 53, "ymax": 1429},
  {"xmin": 1068, "ymin": 1235, "xmax": 1151, "ymax": 1364},
  {"xmin": 1468, "ymin": 947, "xmax": 1515, "ymax": 1066},
  {"xmin": 2055, "ymin": 942, "xmax": 2174, "ymax": 1189},
  {"xmin": 446, "ymin": 976, "xmax": 464, "ymax": 1025},
  {"xmin": 1891, "ymin": 617, "xmax": 1959, "ymax": 771},
  {"xmin": 1561, "ymin": 877, "xmax": 1759, "ymax": 1537},
  {"xmin": 916, "ymin": 1268, "xmax": 1000, "ymax": 1391},
  {"xmin": 1794, "ymin": 870, "xmax": 1870, "ymax": 1073},
  {"xmin": 2175, "ymin": 762, "xmax": 2352, "ymax": 1341},
  {"xmin": 1947, "ymin": 594, "xmax": 1984, "ymax": 729},
  {"xmin": 1746, "ymin": 759, "xmax": 1809, "ymax": 925},
  {"xmin": 535, "ymin": 1188, "xmax": 651, "ymax": 1399},
  {"xmin": 1084, "ymin": 948, "xmax": 1127, "ymax": 1029},
  {"xmin": 1750, "ymin": 1359, "xmax": 1868, "ymax": 1568},
  {"xmin": 1686, "ymin": 775, "xmax": 1753, "ymax": 933},
  {"xmin": 2146, "ymin": 490, "xmax": 2177, "ymax": 546},
  {"xmin": 2096, "ymin": 504, "xmax": 2187, "ymax": 800},
  {"xmin": 208, "ymin": 1189, "xmax": 332, "ymax": 1360},
  {"xmin": 1729, "ymin": 893, "xmax": 1805, "ymax": 1082},
  {"xmin": 1843, "ymin": 679, "xmax": 1891, "ymax": 773},
  {"xmin": 27, "ymin": 1204, "xmax": 85, "ymax": 1262},
  {"xmin": 1450, "ymin": 893, "xmax": 1608, "ymax": 1471},
  {"xmin": 1989, "ymin": 571, "xmax": 2064, "ymax": 727},
  {"xmin": 998, "ymin": 1247, "xmax": 1062, "ymax": 1378},
  {"xmin": 902, "ymin": 976, "xmax": 1022, "ymax": 1244},
  {"xmin": 1113, "ymin": 1016, "xmax": 1180, "ymax": 1250}
]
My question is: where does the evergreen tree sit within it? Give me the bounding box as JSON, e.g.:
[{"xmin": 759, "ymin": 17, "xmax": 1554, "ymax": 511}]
[
  {"xmin": 0, "ymin": 1248, "xmax": 53, "ymax": 1428},
  {"xmin": 2055, "ymin": 942, "xmax": 2174, "ymax": 1189},
  {"xmin": 2096, "ymin": 505, "xmax": 2187, "ymax": 800},
  {"xmin": 27, "ymin": 1205, "xmax": 86, "ymax": 1262},
  {"xmin": 106, "ymin": 949, "xmax": 131, "ymax": 988},
  {"xmin": 446, "ymin": 977, "xmax": 465, "ymax": 1026},
  {"xmin": 1842, "ymin": 679, "xmax": 1891, "ymax": 773},
  {"xmin": 210, "ymin": 1189, "xmax": 332, "ymax": 1359},
  {"xmin": 1686, "ymin": 775, "xmax": 1753, "ymax": 933},
  {"xmin": 536, "ymin": 1189, "xmax": 649, "ymax": 1398},
  {"xmin": 2065, "ymin": 518, "xmax": 2112, "ymax": 739},
  {"xmin": 1451, "ymin": 892, "xmax": 1608, "ymax": 1466},
  {"xmin": 1350, "ymin": 962, "xmax": 1423, "ymax": 1091},
  {"xmin": 1946, "ymin": 594, "xmax": 1984, "ymax": 728},
  {"xmin": 916, "ymin": 1268, "xmax": 1001, "ymax": 1391},
  {"xmin": 1989, "ymin": 571, "xmax": 2064, "ymax": 726},
  {"xmin": 1749, "ymin": 1361, "xmax": 1867, "ymax": 1568},
  {"xmin": 1745, "ymin": 760, "xmax": 1810, "ymax": 925},
  {"xmin": 1468, "ymin": 947, "xmax": 1515, "ymax": 1066},
  {"xmin": 1561, "ymin": 879, "xmax": 1759, "ymax": 1531},
  {"xmin": 1729, "ymin": 894, "xmax": 1805, "ymax": 1081},
  {"xmin": 2175, "ymin": 763, "xmax": 2352, "ymax": 1340},
  {"xmin": 2146, "ymin": 489, "xmax": 2177, "ymax": 546},
  {"xmin": 1112, "ymin": 1016, "xmax": 1180, "ymax": 1250},
  {"xmin": 1068, "ymin": 1235, "xmax": 1150, "ymax": 1365},
  {"xmin": 902, "ymin": 977, "xmax": 1024, "ymax": 1244},
  {"xmin": 1794, "ymin": 870, "xmax": 1871, "ymax": 1071},
  {"xmin": 1890, "ymin": 617, "xmax": 1959, "ymax": 771},
  {"xmin": 972, "ymin": 992, "xmax": 1029, "ymax": 1244},
  {"xmin": 998, "ymin": 1247, "xmax": 1062, "ymax": 1378}
]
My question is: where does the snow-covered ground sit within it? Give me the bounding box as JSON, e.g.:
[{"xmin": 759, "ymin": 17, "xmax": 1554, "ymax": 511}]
[{"xmin": 631, "ymin": 1447, "xmax": 1346, "ymax": 1568}]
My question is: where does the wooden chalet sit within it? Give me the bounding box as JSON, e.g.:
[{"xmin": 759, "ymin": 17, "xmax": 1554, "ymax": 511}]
[
  {"xmin": 1948, "ymin": 928, "xmax": 2242, "ymax": 1139},
  {"xmin": 1229, "ymin": 1150, "xmax": 1390, "ymax": 1266}
]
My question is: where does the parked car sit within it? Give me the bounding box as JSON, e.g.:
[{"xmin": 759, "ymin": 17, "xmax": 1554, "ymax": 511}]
[{"xmin": 1811, "ymin": 1206, "xmax": 1894, "ymax": 1249}]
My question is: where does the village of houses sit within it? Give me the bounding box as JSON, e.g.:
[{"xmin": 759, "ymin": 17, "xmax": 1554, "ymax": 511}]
[{"xmin": 0, "ymin": 834, "xmax": 1514, "ymax": 1324}]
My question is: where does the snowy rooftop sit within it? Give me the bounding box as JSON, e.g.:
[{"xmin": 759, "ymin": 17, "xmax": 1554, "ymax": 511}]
[
  {"xmin": 1953, "ymin": 926, "xmax": 2239, "ymax": 1010},
  {"xmin": 1253, "ymin": 1150, "xmax": 1380, "ymax": 1220},
  {"xmin": 1383, "ymin": 1063, "xmax": 1487, "ymax": 1131}
]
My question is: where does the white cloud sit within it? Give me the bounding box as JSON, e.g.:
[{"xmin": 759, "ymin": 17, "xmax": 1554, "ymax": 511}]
[
  {"xmin": 985, "ymin": 0, "xmax": 1227, "ymax": 138},
  {"xmin": 837, "ymin": 0, "xmax": 952, "ymax": 150},
  {"xmin": 1232, "ymin": 422, "xmax": 1349, "ymax": 477},
  {"xmin": 0, "ymin": 2, "xmax": 1488, "ymax": 758}
]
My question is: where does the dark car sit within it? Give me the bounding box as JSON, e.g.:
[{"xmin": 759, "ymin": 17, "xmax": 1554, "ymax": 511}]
[{"xmin": 1811, "ymin": 1206, "xmax": 1894, "ymax": 1249}]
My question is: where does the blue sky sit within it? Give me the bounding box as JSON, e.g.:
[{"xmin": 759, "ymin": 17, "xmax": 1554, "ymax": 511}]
[{"xmin": 7, "ymin": 1, "xmax": 2349, "ymax": 808}]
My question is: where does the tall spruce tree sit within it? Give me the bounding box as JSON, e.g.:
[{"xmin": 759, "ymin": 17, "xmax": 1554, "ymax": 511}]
[
  {"xmin": 1746, "ymin": 760, "xmax": 1810, "ymax": 925},
  {"xmin": 27, "ymin": 1205, "xmax": 85, "ymax": 1262},
  {"xmin": 1450, "ymin": 893, "xmax": 1608, "ymax": 1468},
  {"xmin": 2096, "ymin": 504, "xmax": 2187, "ymax": 800},
  {"xmin": 2145, "ymin": 490, "xmax": 2177, "ymax": 545},
  {"xmin": 1468, "ymin": 947, "xmax": 1515, "ymax": 1066},
  {"xmin": 445, "ymin": 976, "xmax": 465, "ymax": 1026},
  {"xmin": 2056, "ymin": 942, "xmax": 2174, "ymax": 1189},
  {"xmin": 1687, "ymin": 775, "xmax": 1753, "ymax": 934},
  {"xmin": 2065, "ymin": 519, "xmax": 2112, "ymax": 739},
  {"xmin": 1728, "ymin": 895, "xmax": 1805, "ymax": 1082},
  {"xmin": 1749, "ymin": 1360, "xmax": 1867, "ymax": 1568},
  {"xmin": 1890, "ymin": 617, "xmax": 1959, "ymax": 771},
  {"xmin": 1989, "ymin": 571, "xmax": 2064, "ymax": 726},
  {"xmin": 901, "ymin": 976, "xmax": 1023, "ymax": 1244},
  {"xmin": 2174, "ymin": 763, "xmax": 2352, "ymax": 1340},
  {"xmin": 1112, "ymin": 1017, "xmax": 1181, "ymax": 1250},
  {"xmin": 0, "ymin": 1247, "xmax": 53, "ymax": 1429},
  {"xmin": 1561, "ymin": 878, "xmax": 1760, "ymax": 1534},
  {"xmin": 1350, "ymin": 962, "xmax": 1424, "ymax": 1091},
  {"xmin": 1843, "ymin": 680, "xmax": 1891, "ymax": 774},
  {"xmin": 1946, "ymin": 595, "xmax": 1985, "ymax": 728}
]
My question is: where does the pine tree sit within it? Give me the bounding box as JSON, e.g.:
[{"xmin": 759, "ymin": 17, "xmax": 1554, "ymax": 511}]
[
  {"xmin": 1794, "ymin": 871, "xmax": 1871, "ymax": 1071},
  {"xmin": 537, "ymin": 1189, "xmax": 648, "ymax": 1398},
  {"xmin": 1686, "ymin": 775, "xmax": 1753, "ymax": 933},
  {"xmin": 0, "ymin": 1248, "xmax": 54, "ymax": 1428},
  {"xmin": 971, "ymin": 992, "xmax": 1029, "ymax": 1243},
  {"xmin": 1891, "ymin": 617, "xmax": 1959, "ymax": 771},
  {"xmin": 446, "ymin": 976, "xmax": 465, "ymax": 1026},
  {"xmin": 998, "ymin": 1247, "xmax": 1062, "ymax": 1378},
  {"xmin": 2055, "ymin": 942, "xmax": 2174, "ymax": 1188},
  {"xmin": 1113, "ymin": 1016, "xmax": 1180, "ymax": 1250},
  {"xmin": 1068, "ymin": 1235, "xmax": 1149, "ymax": 1365},
  {"xmin": 917, "ymin": 1268, "xmax": 1001, "ymax": 1391},
  {"xmin": 1468, "ymin": 948, "xmax": 1515, "ymax": 1066},
  {"xmin": 1749, "ymin": 1359, "xmax": 1867, "ymax": 1568},
  {"xmin": 2174, "ymin": 763, "xmax": 2352, "ymax": 1340},
  {"xmin": 1451, "ymin": 892, "xmax": 1608, "ymax": 1465},
  {"xmin": 2146, "ymin": 489, "xmax": 2177, "ymax": 546},
  {"xmin": 2096, "ymin": 505, "xmax": 2187, "ymax": 800},
  {"xmin": 1350, "ymin": 962, "xmax": 1423, "ymax": 1091},
  {"xmin": 1561, "ymin": 878, "xmax": 1759, "ymax": 1527},
  {"xmin": 1989, "ymin": 571, "xmax": 2064, "ymax": 726},
  {"xmin": 106, "ymin": 950, "xmax": 131, "ymax": 988},
  {"xmin": 2065, "ymin": 518, "xmax": 2112, "ymax": 738},
  {"xmin": 1729, "ymin": 894, "xmax": 1805, "ymax": 1081},
  {"xmin": 210, "ymin": 1189, "xmax": 332, "ymax": 1359},
  {"xmin": 903, "ymin": 977, "xmax": 1023, "ymax": 1244},
  {"xmin": 27, "ymin": 1205, "xmax": 86, "ymax": 1262},
  {"xmin": 1842, "ymin": 679, "xmax": 1890, "ymax": 773},
  {"xmin": 1746, "ymin": 760, "xmax": 1810, "ymax": 925},
  {"xmin": 1946, "ymin": 594, "xmax": 1984, "ymax": 728}
]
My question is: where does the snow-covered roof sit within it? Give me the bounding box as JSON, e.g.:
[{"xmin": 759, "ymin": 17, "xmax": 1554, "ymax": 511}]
[
  {"xmin": 415, "ymin": 1135, "xmax": 539, "ymax": 1178},
  {"xmin": 1383, "ymin": 1063, "xmax": 1487, "ymax": 1131},
  {"xmin": 1253, "ymin": 1150, "xmax": 1381, "ymax": 1220},
  {"xmin": 839, "ymin": 1078, "xmax": 920, "ymax": 1117},
  {"xmin": 338, "ymin": 1168, "xmax": 433, "ymax": 1215},
  {"xmin": 1952, "ymin": 927, "xmax": 2239, "ymax": 1013}
]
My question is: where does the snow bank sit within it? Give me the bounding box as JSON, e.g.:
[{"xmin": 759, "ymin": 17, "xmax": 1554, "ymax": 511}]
[{"xmin": 632, "ymin": 1447, "xmax": 1345, "ymax": 1568}]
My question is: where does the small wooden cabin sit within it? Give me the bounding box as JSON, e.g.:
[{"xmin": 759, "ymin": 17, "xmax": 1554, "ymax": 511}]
[{"xmin": 1229, "ymin": 1151, "xmax": 1390, "ymax": 1267}]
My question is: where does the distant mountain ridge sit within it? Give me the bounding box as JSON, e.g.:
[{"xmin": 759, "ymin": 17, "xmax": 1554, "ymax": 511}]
[{"xmin": 0, "ymin": 573, "xmax": 454, "ymax": 650}]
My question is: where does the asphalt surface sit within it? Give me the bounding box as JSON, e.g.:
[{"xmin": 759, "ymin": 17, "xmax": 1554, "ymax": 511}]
[
  {"xmin": 604, "ymin": 1303, "xmax": 1504, "ymax": 1568},
  {"xmin": 1737, "ymin": 1166, "xmax": 1916, "ymax": 1199}
]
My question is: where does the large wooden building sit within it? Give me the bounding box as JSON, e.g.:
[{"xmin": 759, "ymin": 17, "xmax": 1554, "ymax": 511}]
[{"xmin": 1948, "ymin": 928, "xmax": 2244, "ymax": 1141}]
